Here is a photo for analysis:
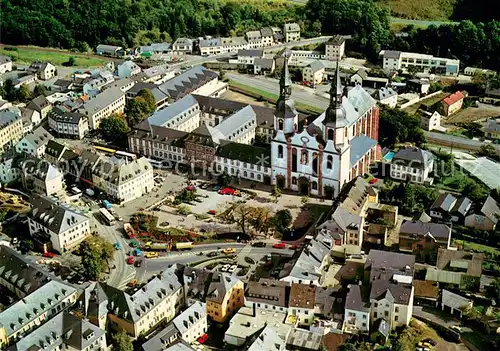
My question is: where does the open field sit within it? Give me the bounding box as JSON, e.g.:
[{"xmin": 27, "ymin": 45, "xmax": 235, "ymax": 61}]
[
  {"xmin": 453, "ymin": 239, "xmax": 500, "ymax": 255},
  {"xmin": 444, "ymin": 106, "xmax": 500, "ymax": 124},
  {"xmin": 377, "ymin": 0, "xmax": 458, "ymax": 20},
  {"xmin": 403, "ymin": 92, "xmax": 449, "ymax": 115},
  {"xmin": 0, "ymin": 46, "xmax": 107, "ymax": 67}
]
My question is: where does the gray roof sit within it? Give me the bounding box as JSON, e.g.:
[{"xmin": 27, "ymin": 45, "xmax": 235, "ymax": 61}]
[
  {"xmin": 350, "ymin": 134, "xmax": 377, "ymax": 167},
  {"xmin": 260, "ymin": 27, "xmax": 274, "ymax": 37},
  {"xmin": 327, "ymin": 35, "xmax": 345, "ymax": 46},
  {"xmin": 199, "ymin": 38, "xmax": 221, "ymax": 48},
  {"xmin": 365, "ymin": 250, "xmax": 415, "ymax": 281},
  {"xmin": 383, "ymin": 50, "xmax": 402, "ymax": 59},
  {"xmin": 480, "ymin": 196, "xmax": 500, "ymax": 224},
  {"xmin": 28, "ymin": 95, "xmax": 50, "ymax": 111},
  {"xmin": 148, "ymin": 95, "xmax": 199, "ymax": 127},
  {"xmin": 372, "ymin": 87, "xmax": 397, "ymax": 101},
  {"xmin": 485, "ymin": 118, "xmax": 500, "ymax": 133},
  {"xmin": 246, "ymin": 279, "xmax": 289, "ymax": 307},
  {"xmin": 45, "ymin": 140, "xmax": 67, "ymax": 159},
  {"xmin": 254, "ymin": 57, "xmax": 274, "ymax": 69},
  {"xmin": 370, "ymin": 280, "xmax": 413, "ymax": 305},
  {"xmin": 93, "ymin": 156, "xmax": 152, "ymax": 187},
  {"xmin": 173, "ymin": 38, "xmax": 193, "ymax": 46},
  {"xmin": 29, "ymin": 195, "xmax": 89, "ymax": 235},
  {"xmin": 0, "ymin": 280, "xmax": 76, "ymax": 336},
  {"xmin": 248, "ymin": 326, "xmax": 283, "ymax": 351},
  {"xmin": 345, "ymin": 284, "xmax": 369, "ymax": 312},
  {"xmin": 80, "ymin": 87, "xmax": 124, "ymax": 114},
  {"xmin": 141, "ymin": 323, "xmax": 180, "ymax": 351},
  {"xmin": 213, "ymin": 105, "xmax": 256, "ymax": 140},
  {"xmin": 393, "ymin": 147, "xmax": 433, "ymax": 166},
  {"xmin": 431, "ymin": 193, "xmax": 457, "ymax": 212},
  {"xmin": 7, "ymin": 312, "xmax": 104, "ymax": 351},
  {"xmin": 221, "ymin": 36, "xmax": 248, "ymax": 46},
  {"xmin": 20, "ymin": 126, "xmax": 53, "ymax": 149},
  {"xmin": 373, "ymin": 318, "xmax": 390, "ymax": 338},
  {"xmin": 352, "ymin": 69, "xmax": 368, "ymax": 80},
  {"xmin": 246, "ymin": 30, "xmax": 262, "ymax": 40},
  {"xmin": 308, "ymin": 60, "xmax": 325, "ymax": 73},
  {"xmin": 400, "ymin": 220, "xmax": 451, "ymax": 240},
  {"xmin": 157, "ymin": 66, "xmax": 218, "ymax": 100},
  {"xmin": 0, "ymin": 55, "xmax": 11, "ymax": 64},
  {"xmin": 207, "ymin": 273, "xmax": 242, "ymax": 304},
  {"xmin": 49, "ymin": 106, "xmax": 86, "ymax": 124},
  {"xmin": 163, "ymin": 342, "xmax": 196, "ymax": 351},
  {"xmin": 0, "ymin": 109, "xmax": 20, "ymax": 127},
  {"xmin": 21, "ymin": 157, "xmax": 63, "ymax": 183},
  {"xmin": 131, "ymin": 122, "xmax": 189, "ymax": 146},
  {"xmin": 141, "ymin": 42, "xmax": 171, "ymax": 53},
  {"xmin": 172, "ymin": 301, "xmax": 206, "ymax": 334},
  {"xmin": 284, "ymin": 23, "xmax": 300, "ymax": 32},
  {"xmin": 441, "ymin": 289, "xmax": 472, "ymax": 310},
  {"xmin": 286, "ymin": 328, "xmax": 322, "ymax": 350},
  {"xmin": 96, "ymin": 44, "xmax": 122, "ymax": 53},
  {"xmin": 238, "ymin": 49, "xmax": 264, "ymax": 57}
]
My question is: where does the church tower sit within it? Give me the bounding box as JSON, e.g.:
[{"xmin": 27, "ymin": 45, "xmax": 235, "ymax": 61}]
[
  {"xmin": 274, "ymin": 50, "xmax": 298, "ymax": 135},
  {"xmin": 323, "ymin": 61, "xmax": 347, "ymax": 151}
]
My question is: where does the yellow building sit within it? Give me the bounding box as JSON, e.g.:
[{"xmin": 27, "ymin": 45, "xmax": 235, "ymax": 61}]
[{"xmin": 206, "ymin": 273, "xmax": 244, "ymax": 323}]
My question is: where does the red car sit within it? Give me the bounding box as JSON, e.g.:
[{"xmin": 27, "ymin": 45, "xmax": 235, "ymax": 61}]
[
  {"xmin": 185, "ymin": 185, "xmax": 196, "ymax": 191},
  {"xmin": 290, "ymin": 244, "xmax": 302, "ymax": 250},
  {"xmin": 369, "ymin": 178, "xmax": 378, "ymax": 184},
  {"xmin": 273, "ymin": 243, "xmax": 286, "ymax": 249},
  {"xmin": 198, "ymin": 334, "xmax": 209, "ymax": 344},
  {"xmin": 218, "ymin": 187, "xmax": 235, "ymax": 195},
  {"xmin": 127, "ymin": 256, "xmax": 134, "ymax": 265},
  {"xmin": 43, "ymin": 252, "xmax": 56, "ymax": 258}
]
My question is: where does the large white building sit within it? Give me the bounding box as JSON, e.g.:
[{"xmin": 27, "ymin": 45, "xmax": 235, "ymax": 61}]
[
  {"xmin": 325, "ymin": 35, "xmax": 346, "ymax": 61},
  {"xmin": 20, "ymin": 159, "xmax": 65, "ymax": 197},
  {"xmin": 48, "ymin": 106, "xmax": 89, "ymax": 139},
  {"xmin": 380, "ymin": 50, "xmax": 460, "ymax": 76},
  {"xmin": 172, "ymin": 301, "xmax": 207, "ymax": 344},
  {"xmin": 390, "ymin": 147, "xmax": 434, "ymax": 184},
  {"xmin": 0, "ymin": 55, "xmax": 13, "ymax": 74},
  {"xmin": 79, "ymin": 87, "xmax": 126, "ymax": 129},
  {"xmin": 0, "ymin": 109, "xmax": 24, "ymax": 154},
  {"xmin": 28, "ymin": 195, "xmax": 90, "ymax": 253},
  {"xmin": 15, "ymin": 126, "xmax": 53, "ymax": 157}
]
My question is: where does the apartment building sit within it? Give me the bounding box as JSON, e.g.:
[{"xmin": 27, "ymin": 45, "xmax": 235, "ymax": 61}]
[
  {"xmin": 288, "ymin": 283, "xmax": 316, "ymax": 326},
  {"xmin": 438, "ymin": 91, "xmax": 465, "ymax": 116},
  {"xmin": 13, "ymin": 74, "xmax": 37, "ymax": 89},
  {"xmin": 0, "ymin": 55, "xmax": 12, "ymax": 74},
  {"xmin": 390, "ymin": 147, "xmax": 434, "ymax": 184},
  {"xmin": 372, "ymin": 87, "xmax": 398, "ymax": 108},
  {"xmin": 48, "ymin": 106, "xmax": 89, "ymax": 139},
  {"xmin": 236, "ymin": 49, "xmax": 264, "ymax": 64},
  {"xmin": 283, "ymin": 23, "xmax": 300, "ymax": 42},
  {"xmin": 0, "ymin": 109, "xmax": 24, "ymax": 153},
  {"xmin": 92, "ymin": 156, "xmax": 154, "ymax": 203},
  {"xmin": 117, "ymin": 60, "xmax": 142, "ymax": 78},
  {"xmin": 171, "ymin": 38, "xmax": 194, "ymax": 55},
  {"xmin": 20, "ymin": 158, "xmax": 65, "ymax": 197},
  {"xmin": 172, "ymin": 301, "xmax": 207, "ymax": 344},
  {"xmin": 28, "ymin": 195, "xmax": 90, "ymax": 253},
  {"xmin": 344, "ymin": 284, "xmax": 370, "ymax": 334},
  {"xmin": 245, "ymin": 279, "xmax": 290, "ymax": 313},
  {"xmin": 28, "ymin": 61, "xmax": 56, "ymax": 80},
  {"xmin": 302, "ymin": 61, "xmax": 325, "ymax": 86},
  {"xmin": 206, "ymin": 273, "xmax": 244, "ymax": 323},
  {"xmin": 381, "ymin": 50, "xmax": 460, "ymax": 76},
  {"xmin": 325, "ymin": 35, "xmax": 346, "ymax": 61},
  {"xmin": 15, "ymin": 126, "xmax": 53, "ymax": 157},
  {"xmin": 79, "ymin": 87, "xmax": 126, "ymax": 129}
]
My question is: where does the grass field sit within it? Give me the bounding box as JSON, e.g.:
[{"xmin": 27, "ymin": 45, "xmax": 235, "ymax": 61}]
[
  {"xmin": 0, "ymin": 46, "xmax": 106, "ymax": 67},
  {"xmin": 453, "ymin": 239, "xmax": 500, "ymax": 255},
  {"xmin": 377, "ymin": 0, "xmax": 458, "ymax": 20},
  {"xmin": 403, "ymin": 92, "xmax": 448, "ymax": 115}
]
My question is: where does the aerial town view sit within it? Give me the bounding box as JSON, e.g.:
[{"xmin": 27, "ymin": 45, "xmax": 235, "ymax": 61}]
[{"xmin": 0, "ymin": 0, "xmax": 499, "ymax": 350}]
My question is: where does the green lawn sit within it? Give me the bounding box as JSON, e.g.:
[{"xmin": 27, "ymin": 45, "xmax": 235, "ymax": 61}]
[
  {"xmin": 0, "ymin": 46, "xmax": 106, "ymax": 67},
  {"xmin": 377, "ymin": 0, "xmax": 458, "ymax": 20},
  {"xmin": 452, "ymin": 239, "xmax": 500, "ymax": 255}
]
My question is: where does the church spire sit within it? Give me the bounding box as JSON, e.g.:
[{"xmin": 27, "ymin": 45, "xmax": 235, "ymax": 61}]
[
  {"xmin": 279, "ymin": 50, "xmax": 292, "ymax": 99},
  {"xmin": 324, "ymin": 60, "xmax": 346, "ymax": 126},
  {"xmin": 274, "ymin": 49, "xmax": 297, "ymax": 121}
]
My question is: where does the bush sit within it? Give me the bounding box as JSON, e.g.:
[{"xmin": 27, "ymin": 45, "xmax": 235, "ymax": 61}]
[
  {"xmin": 177, "ymin": 205, "xmax": 191, "ymax": 216},
  {"xmin": 4, "ymin": 46, "xmax": 18, "ymax": 51}
]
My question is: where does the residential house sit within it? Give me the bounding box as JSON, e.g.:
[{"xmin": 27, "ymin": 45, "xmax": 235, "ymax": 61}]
[
  {"xmin": 28, "ymin": 195, "xmax": 90, "ymax": 253},
  {"xmin": 236, "ymin": 49, "xmax": 264, "ymax": 65},
  {"xmin": 438, "ymin": 290, "xmax": 473, "ymax": 318},
  {"xmin": 399, "ymin": 220, "xmax": 452, "ymax": 263},
  {"xmin": 171, "ymin": 38, "xmax": 193, "ymax": 55},
  {"xmin": 199, "ymin": 38, "xmax": 222, "ymax": 56},
  {"xmin": 287, "ymin": 283, "xmax": 316, "ymax": 326},
  {"xmin": 15, "ymin": 126, "xmax": 53, "ymax": 157},
  {"xmin": 302, "ymin": 61, "xmax": 325, "ymax": 86},
  {"xmin": 438, "ymin": 91, "xmax": 465, "ymax": 116},
  {"xmin": 27, "ymin": 95, "xmax": 52, "ymax": 119},
  {"xmin": 20, "ymin": 158, "xmax": 65, "ymax": 197},
  {"xmin": 407, "ymin": 79, "xmax": 431, "ymax": 95},
  {"xmin": 430, "ymin": 192, "xmax": 472, "ymax": 223},
  {"xmin": 380, "ymin": 50, "xmax": 459, "ymax": 76},
  {"xmin": 464, "ymin": 67, "xmax": 497, "ymax": 78},
  {"xmin": 141, "ymin": 324, "xmax": 181, "ymax": 351},
  {"xmin": 51, "ymin": 79, "xmax": 74, "ymax": 92},
  {"xmin": 365, "ymin": 250, "xmax": 415, "ymax": 330},
  {"xmin": 48, "ymin": 106, "xmax": 89, "ymax": 139},
  {"xmin": 246, "ymin": 31, "xmax": 263, "ymax": 49},
  {"xmin": 413, "ymin": 280, "xmax": 439, "ymax": 306},
  {"xmin": 325, "ymin": 35, "xmax": 346, "ymax": 61},
  {"xmin": 260, "ymin": 27, "xmax": 274, "ymax": 46},
  {"xmin": 0, "ymin": 157, "xmax": 21, "ymax": 185},
  {"xmin": 248, "ymin": 326, "xmax": 285, "ymax": 351},
  {"xmin": 20, "ymin": 107, "xmax": 41, "ymax": 133},
  {"xmin": 13, "ymin": 74, "xmax": 37, "ymax": 89},
  {"xmin": 96, "ymin": 44, "xmax": 123, "ymax": 57},
  {"xmin": 344, "ymin": 284, "xmax": 370, "ymax": 334},
  {"xmin": 350, "ymin": 69, "xmax": 388, "ymax": 89},
  {"xmin": 283, "ymin": 23, "xmax": 300, "ymax": 42},
  {"xmin": 125, "ymin": 82, "xmax": 168, "ymax": 108},
  {"xmin": 372, "ymin": 87, "xmax": 398, "ymax": 108},
  {"xmin": 390, "ymin": 147, "xmax": 434, "ymax": 184},
  {"xmin": 254, "ymin": 58, "xmax": 275, "ymax": 75},
  {"xmin": 0, "ymin": 55, "xmax": 13, "ymax": 74},
  {"xmin": 139, "ymin": 66, "xmax": 176, "ymax": 84},
  {"xmin": 172, "ymin": 301, "xmax": 207, "ymax": 344},
  {"xmin": 245, "ymin": 278, "xmax": 289, "ymax": 314},
  {"xmin": 29, "ymin": 61, "xmax": 56, "ymax": 80},
  {"xmin": 79, "ymin": 87, "xmax": 126, "ymax": 129},
  {"xmin": 6, "ymin": 311, "xmax": 106, "ymax": 351},
  {"xmin": 484, "ymin": 118, "xmax": 500, "ymax": 140},
  {"xmin": 92, "ymin": 156, "xmax": 154, "ymax": 203},
  {"xmin": 117, "ymin": 60, "xmax": 141, "ymax": 78},
  {"xmin": 44, "ymin": 140, "xmax": 68, "ymax": 164},
  {"xmin": 137, "ymin": 42, "xmax": 171, "ymax": 57},
  {"xmin": 286, "ymin": 328, "xmax": 323, "ymax": 351},
  {"xmin": 0, "ymin": 109, "xmax": 24, "ymax": 153},
  {"xmin": 220, "ymin": 37, "xmax": 249, "ymax": 53},
  {"xmin": 83, "ymin": 72, "xmax": 115, "ymax": 96},
  {"xmin": 465, "ymin": 195, "xmax": 500, "ymax": 231},
  {"xmin": 206, "ymin": 273, "xmax": 244, "ymax": 323},
  {"xmin": 419, "ymin": 110, "xmax": 442, "ymax": 131}
]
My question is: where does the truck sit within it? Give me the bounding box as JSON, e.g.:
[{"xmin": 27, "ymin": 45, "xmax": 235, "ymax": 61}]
[
  {"xmin": 144, "ymin": 241, "xmax": 170, "ymax": 251},
  {"xmin": 102, "ymin": 200, "xmax": 112, "ymax": 210},
  {"xmin": 123, "ymin": 223, "xmax": 135, "ymax": 239},
  {"xmin": 175, "ymin": 242, "xmax": 193, "ymax": 250}
]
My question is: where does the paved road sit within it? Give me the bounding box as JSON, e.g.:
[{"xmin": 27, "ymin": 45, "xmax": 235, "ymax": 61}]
[{"xmin": 424, "ymin": 131, "xmax": 500, "ymax": 156}]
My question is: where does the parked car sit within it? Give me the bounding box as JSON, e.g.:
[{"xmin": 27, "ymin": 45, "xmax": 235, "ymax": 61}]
[
  {"xmin": 221, "ymin": 264, "xmax": 231, "ymax": 272},
  {"xmin": 43, "ymin": 252, "xmax": 56, "ymax": 258},
  {"xmin": 252, "ymin": 242, "xmax": 266, "ymax": 248},
  {"xmin": 244, "ymin": 256, "xmax": 255, "ymax": 264},
  {"xmin": 222, "ymin": 248, "xmax": 236, "ymax": 254},
  {"xmin": 134, "ymin": 260, "xmax": 143, "ymax": 267},
  {"xmin": 114, "ymin": 242, "xmax": 121, "ymax": 250},
  {"xmin": 128, "ymin": 279, "xmax": 137, "ymax": 287},
  {"xmin": 200, "ymin": 183, "xmax": 210, "ymax": 189},
  {"xmin": 130, "ymin": 241, "xmax": 139, "ymax": 247},
  {"xmin": 207, "ymin": 251, "xmax": 218, "ymax": 258},
  {"xmin": 421, "ymin": 338, "xmax": 437, "ymax": 347},
  {"xmin": 127, "ymin": 256, "xmax": 134, "ymax": 265},
  {"xmin": 229, "ymin": 265, "xmax": 238, "ymax": 273},
  {"xmin": 213, "ymin": 185, "xmax": 221, "ymax": 191},
  {"xmin": 145, "ymin": 252, "xmax": 158, "ymax": 258},
  {"xmin": 273, "ymin": 243, "xmax": 286, "ymax": 249},
  {"xmin": 207, "ymin": 210, "xmax": 217, "ymax": 215},
  {"xmin": 219, "ymin": 187, "xmax": 235, "ymax": 195}
]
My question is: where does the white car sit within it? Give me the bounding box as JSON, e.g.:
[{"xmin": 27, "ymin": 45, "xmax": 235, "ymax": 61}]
[
  {"xmin": 229, "ymin": 265, "xmax": 238, "ymax": 274},
  {"xmin": 221, "ymin": 264, "xmax": 230, "ymax": 272}
]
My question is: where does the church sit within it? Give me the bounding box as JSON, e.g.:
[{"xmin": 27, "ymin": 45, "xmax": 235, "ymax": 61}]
[{"xmin": 270, "ymin": 52, "xmax": 380, "ymax": 198}]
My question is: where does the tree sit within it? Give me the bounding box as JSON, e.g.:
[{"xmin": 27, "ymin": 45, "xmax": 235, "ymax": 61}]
[
  {"xmin": 79, "ymin": 236, "xmax": 114, "ymax": 280},
  {"xmin": 270, "ymin": 185, "xmax": 282, "ymax": 203},
  {"xmin": 218, "ymin": 172, "xmax": 232, "ymax": 187},
  {"xmin": 478, "ymin": 144, "xmax": 499, "ymax": 161},
  {"xmin": 66, "ymin": 56, "xmax": 76, "ymax": 66},
  {"xmin": 274, "ymin": 209, "xmax": 292, "ymax": 234},
  {"xmin": 17, "ymin": 83, "xmax": 31, "ymax": 102},
  {"xmin": 32, "ymin": 84, "xmax": 47, "ymax": 98},
  {"xmin": 2, "ymin": 79, "xmax": 16, "ymax": 101},
  {"xmin": 379, "ymin": 105, "xmax": 426, "ymax": 148},
  {"xmin": 248, "ymin": 207, "xmax": 273, "ymax": 236},
  {"xmin": 99, "ymin": 115, "xmax": 129, "ymax": 143},
  {"xmin": 111, "ymin": 330, "xmax": 133, "ymax": 351},
  {"xmin": 177, "ymin": 204, "xmax": 191, "ymax": 215},
  {"xmin": 232, "ymin": 204, "xmax": 254, "ymax": 235},
  {"xmin": 338, "ymin": 342, "xmax": 357, "ymax": 351},
  {"xmin": 406, "ymin": 65, "xmax": 421, "ymax": 78},
  {"xmin": 125, "ymin": 98, "xmax": 150, "ymax": 126},
  {"xmin": 486, "ymin": 277, "xmax": 500, "ymax": 301},
  {"xmin": 137, "ymin": 89, "xmax": 156, "ymax": 113}
]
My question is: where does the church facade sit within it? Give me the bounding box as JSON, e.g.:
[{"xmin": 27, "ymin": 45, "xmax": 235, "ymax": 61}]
[{"xmin": 270, "ymin": 53, "xmax": 379, "ymax": 198}]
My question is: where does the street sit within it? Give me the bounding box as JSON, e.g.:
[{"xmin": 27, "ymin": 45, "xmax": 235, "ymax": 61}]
[{"xmin": 425, "ymin": 131, "xmax": 500, "ymax": 156}]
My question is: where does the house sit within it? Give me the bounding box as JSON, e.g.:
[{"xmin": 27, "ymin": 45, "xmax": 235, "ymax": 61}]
[
  {"xmin": 117, "ymin": 60, "xmax": 141, "ymax": 78},
  {"xmin": 413, "ymin": 280, "xmax": 439, "ymax": 306},
  {"xmin": 399, "ymin": 220, "xmax": 452, "ymax": 263},
  {"xmin": 419, "ymin": 110, "xmax": 442, "ymax": 131},
  {"xmin": 372, "ymin": 87, "xmax": 398, "ymax": 108},
  {"xmin": 29, "ymin": 61, "xmax": 56, "ymax": 80},
  {"xmin": 52, "ymin": 79, "xmax": 74, "ymax": 92},
  {"xmin": 28, "ymin": 195, "xmax": 90, "ymax": 252},
  {"xmin": 96, "ymin": 44, "xmax": 123, "ymax": 57},
  {"xmin": 141, "ymin": 324, "xmax": 181, "ymax": 351},
  {"xmin": 254, "ymin": 58, "xmax": 275, "ymax": 75},
  {"xmin": 79, "ymin": 87, "xmax": 126, "ymax": 129},
  {"xmin": 370, "ymin": 318, "xmax": 390, "ymax": 344},
  {"xmin": 438, "ymin": 290, "xmax": 473, "ymax": 318},
  {"xmin": 0, "ymin": 157, "xmax": 21, "ymax": 185},
  {"xmin": 246, "ymin": 30, "xmax": 263, "ymax": 49},
  {"xmin": 172, "ymin": 301, "xmax": 207, "ymax": 344},
  {"xmin": 430, "ymin": 192, "xmax": 472, "ymax": 223},
  {"xmin": 137, "ymin": 42, "xmax": 171, "ymax": 57},
  {"xmin": 484, "ymin": 118, "xmax": 500, "ymax": 140},
  {"xmin": 344, "ymin": 284, "xmax": 370, "ymax": 334},
  {"xmin": 27, "ymin": 95, "xmax": 52, "ymax": 119},
  {"xmin": 220, "ymin": 37, "xmax": 249, "ymax": 53},
  {"xmin": 245, "ymin": 278, "xmax": 289, "ymax": 313},
  {"xmin": 48, "ymin": 106, "xmax": 89, "ymax": 139},
  {"xmin": 407, "ymin": 79, "xmax": 431, "ymax": 95},
  {"xmin": 92, "ymin": 156, "xmax": 154, "ymax": 203},
  {"xmin": 20, "ymin": 158, "xmax": 65, "ymax": 197},
  {"xmin": 0, "ymin": 109, "xmax": 24, "ymax": 153},
  {"xmin": 380, "ymin": 50, "xmax": 459, "ymax": 76},
  {"xmin": 260, "ymin": 27, "xmax": 274, "ymax": 46},
  {"xmin": 205, "ymin": 273, "xmax": 244, "ymax": 323},
  {"xmin": 0, "ymin": 55, "xmax": 13, "ymax": 74},
  {"xmin": 464, "ymin": 67, "xmax": 497, "ymax": 78},
  {"xmin": 15, "ymin": 126, "xmax": 53, "ymax": 157},
  {"xmin": 44, "ymin": 140, "xmax": 68, "ymax": 164},
  {"xmin": 20, "ymin": 107, "xmax": 41, "ymax": 133},
  {"xmin": 13, "ymin": 74, "xmax": 37, "ymax": 89},
  {"xmin": 171, "ymin": 38, "xmax": 193, "ymax": 55},
  {"xmin": 350, "ymin": 69, "xmax": 368, "ymax": 86},
  {"xmin": 6, "ymin": 311, "xmax": 107, "ymax": 351},
  {"xmin": 465, "ymin": 195, "xmax": 500, "ymax": 231},
  {"xmin": 236, "ymin": 49, "xmax": 263, "ymax": 65},
  {"xmin": 286, "ymin": 328, "xmax": 322, "ymax": 351},
  {"xmin": 248, "ymin": 326, "xmax": 285, "ymax": 351},
  {"xmin": 438, "ymin": 91, "xmax": 465, "ymax": 116},
  {"xmin": 350, "ymin": 69, "xmax": 388, "ymax": 89},
  {"xmin": 390, "ymin": 147, "xmax": 434, "ymax": 184},
  {"xmin": 365, "ymin": 250, "xmax": 415, "ymax": 330},
  {"xmin": 287, "ymin": 283, "xmax": 316, "ymax": 326},
  {"xmin": 325, "ymin": 35, "xmax": 346, "ymax": 61},
  {"xmin": 199, "ymin": 38, "xmax": 222, "ymax": 56},
  {"xmin": 125, "ymin": 82, "xmax": 168, "ymax": 108},
  {"xmin": 283, "ymin": 23, "xmax": 300, "ymax": 42},
  {"xmin": 302, "ymin": 61, "xmax": 325, "ymax": 86}
]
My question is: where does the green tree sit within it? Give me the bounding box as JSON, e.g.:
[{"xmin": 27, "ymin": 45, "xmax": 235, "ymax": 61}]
[
  {"xmin": 338, "ymin": 342, "xmax": 357, "ymax": 351},
  {"xmin": 477, "ymin": 144, "xmax": 499, "ymax": 161},
  {"xmin": 137, "ymin": 89, "xmax": 156, "ymax": 113},
  {"xmin": 32, "ymin": 84, "xmax": 47, "ymax": 98},
  {"xmin": 111, "ymin": 330, "xmax": 133, "ymax": 351},
  {"xmin": 17, "ymin": 83, "xmax": 31, "ymax": 102},
  {"xmin": 99, "ymin": 115, "xmax": 129, "ymax": 143},
  {"xmin": 177, "ymin": 204, "xmax": 191, "ymax": 215},
  {"xmin": 301, "ymin": 196, "xmax": 309, "ymax": 206},
  {"xmin": 270, "ymin": 185, "xmax": 282, "ymax": 203},
  {"xmin": 274, "ymin": 209, "xmax": 292, "ymax": 234},
  {"xmin": 79, "ymin": 236, "xmax": 114, "ymax": 280},
  {"xmin": 66, "ymin": 56, "xmax": 76, "ymax": 66},
  {"xmin": 126, "ymin": 98, "xmax": 150, "ymax": 127},
  {"xmin": 486, "ymin": 277, "xmax": 500, "ymax": 301},
  {"xmin": 218, "ymin": 172, "xmax": 232, "ymax": 187},
  {"xmin": 3, "ymin": 79, "xmax": 16, "ymax": 101},
  {"xmin": 379, "ymin": 105, "xmax": 426, "ymax": 148}
]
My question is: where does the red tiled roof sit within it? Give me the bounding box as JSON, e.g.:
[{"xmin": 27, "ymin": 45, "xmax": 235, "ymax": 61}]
[{"xmin": 443, "ymin": 91, "xmax": 464, "ymax": 106}]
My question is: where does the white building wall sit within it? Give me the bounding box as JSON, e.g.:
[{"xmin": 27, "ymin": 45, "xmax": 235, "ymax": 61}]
[
  {"xmin": 28, "ymin": 216, "xmax": 90, "ymax": 253},
  {"xmin": 344, "ymin": 308, "xmax": 370, "ymax": 333}
]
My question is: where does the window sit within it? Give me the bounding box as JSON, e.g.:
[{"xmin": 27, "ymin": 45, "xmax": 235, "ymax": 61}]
[
  {"xmin": 384, "ymin": 311, "xmax": 389, "ymax": 317},
  {"xmin": 327, "ymin": 155, "xmax": 333, "ymax": 170},
  {"xmin": 278, "ymin": 145, "xmax": 283, "ymax": 158},
  {"xmin": 374, "ymin": 312, "xmax": 378, "ymax": 318},
  {"xmin": 327, "ymin": 129, "xmax": 334, "ymax": 140},
  {"xmin": 395, "ymin": 316, "xmax": 399, "ymax": 322},
  {"xmin": 292, "ymin": 177, "xmax": 297, "ymax": 185},
  {"xmin": 278, "ymin": 119, "xmax": 284, "ymax": 130},
  {"xmin": 312, "ymin": 181, "xmax": 317, "ymax": 190},
  {"xmin": 395, "ymin": 307, "xmax": 399, "ymax": 313}
]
